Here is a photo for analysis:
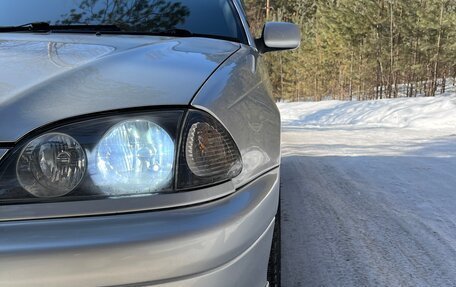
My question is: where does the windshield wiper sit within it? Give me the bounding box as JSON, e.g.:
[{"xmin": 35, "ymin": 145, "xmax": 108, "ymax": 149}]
[
  {"xmin": 0, "ymin": 23, "xmax": 240, "ymax": 43},
  {"xmin": 69, "ymin": 27, "xmax": 240, "ymax": 42},
  {"xmin": 0, "ymin": 22, "xmax": 49, "ymax": 32},
  {"xmin": 114, "ymin": 28, "xmax": 241, "ymax": 43},
  {"xmin": 0, "ymin": 22, "xmax": 121, "ymax": 33}
]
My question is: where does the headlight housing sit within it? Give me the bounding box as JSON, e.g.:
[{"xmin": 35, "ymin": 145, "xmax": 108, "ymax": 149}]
[{"xmin": 0, "ymin": 109, "xmax": 242, "ymax": 205}]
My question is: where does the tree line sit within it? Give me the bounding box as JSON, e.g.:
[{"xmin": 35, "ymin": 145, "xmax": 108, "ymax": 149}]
[{"xmin": 244, "ymin": 0, "xmax": 456, "ymax": 101}]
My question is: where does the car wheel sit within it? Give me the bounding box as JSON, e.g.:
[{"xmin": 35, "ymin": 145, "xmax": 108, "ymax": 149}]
[{"xmin": 267, "ymin": 195, "xmax": 281, "ymax": 287}]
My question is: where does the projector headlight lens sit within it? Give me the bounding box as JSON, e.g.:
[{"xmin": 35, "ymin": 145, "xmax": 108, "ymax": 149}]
[
  {"xmin": 16, "ymin": 133, "xmax": 86, "ymax": 198},
  {"xmin": 92, "ymin": 120, "xmax": 174, "ymax": 194}
]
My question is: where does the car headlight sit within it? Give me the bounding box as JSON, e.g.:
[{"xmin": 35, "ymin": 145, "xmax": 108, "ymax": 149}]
[
  {"xmin": 0, "ymin": 110, "xmax": 242, "ymax": 204},
  {"xmin": 92, "ymin": 119, "xmax": 175, "ymax": 194},
  {"xmin": 17, "ymin": 133, "xmax": 87, "ymax": 198}
]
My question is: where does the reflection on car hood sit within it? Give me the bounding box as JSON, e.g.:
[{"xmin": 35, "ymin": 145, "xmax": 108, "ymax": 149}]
[{"xmin": 0, "ymin": 34, "xmax": 239, "ymax": 142}]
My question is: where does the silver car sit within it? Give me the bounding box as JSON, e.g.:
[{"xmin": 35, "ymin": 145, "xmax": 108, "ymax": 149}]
[{"xmin": 0, "ymin": 1, "xmax": 300, "ymax": 286}]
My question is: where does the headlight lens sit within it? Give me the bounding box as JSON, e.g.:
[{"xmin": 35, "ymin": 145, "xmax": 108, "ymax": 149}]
[
  {"xmin": 16, "ymin": 133, "xmax": 86, "ymax": 198},
  {"xmin": 0, "ymin": 109, "xmax": 242, "ymax": 205},
  {"xmin": 92, "ymin": 120, "xmax": 174, "ymax": 194}
]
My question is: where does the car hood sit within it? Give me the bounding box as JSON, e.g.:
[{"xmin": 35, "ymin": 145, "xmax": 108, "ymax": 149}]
[{"xmin": 0, "ymin": 34, "xmax": 240, "ymax": 142}]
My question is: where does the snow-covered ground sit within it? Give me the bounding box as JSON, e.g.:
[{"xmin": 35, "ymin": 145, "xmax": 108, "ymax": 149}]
[
  {"xmin": 279, "ymin": 93, "xmax": 456, "ymax": 286},
  {"xmin": 279, "ymin": 95, "xmax": 456, "ymax": 157},
  {"xmin": 279, "ymin": 94, "xmax": 456, "ymax": 131}
]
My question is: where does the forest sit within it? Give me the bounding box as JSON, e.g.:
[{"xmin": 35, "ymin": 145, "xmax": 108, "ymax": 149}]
[{"xmin": 244, "ymin": 0, "xmax": 456, "ymax": 101}]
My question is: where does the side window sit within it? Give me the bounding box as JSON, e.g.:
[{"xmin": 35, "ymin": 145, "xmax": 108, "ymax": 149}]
[{"xmin": 239, "ymin": 0, "xmax": 263, "ymax": 38}]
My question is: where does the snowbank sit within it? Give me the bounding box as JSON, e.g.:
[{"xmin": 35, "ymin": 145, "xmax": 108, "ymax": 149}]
[{"xmin": 278, "ymin": 93, "xmax": 456, "ymax": 130}]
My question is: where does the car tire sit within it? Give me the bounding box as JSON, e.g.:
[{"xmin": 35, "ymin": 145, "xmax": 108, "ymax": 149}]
[{"xmin": 267, "ymin": 195, "xmax": 281, "ymax": 287}]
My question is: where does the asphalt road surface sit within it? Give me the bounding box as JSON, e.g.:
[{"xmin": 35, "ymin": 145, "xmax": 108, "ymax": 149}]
[{"xmin": 280, "ymin": 127, "xmax": 456, "ymax": 287}]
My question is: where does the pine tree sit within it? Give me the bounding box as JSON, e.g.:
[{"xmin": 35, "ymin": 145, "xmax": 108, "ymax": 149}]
[{"xmin": 243, "ymin": 0, "xmax": 456, "ymax": 102}]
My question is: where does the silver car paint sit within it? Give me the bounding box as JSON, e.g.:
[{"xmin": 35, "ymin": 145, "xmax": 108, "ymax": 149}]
[
  {"xmin": 144, "ymin": 220, "xmax": 275, "ymax": 287},
  {"xmin": 0, "ymin": 181, "xmax": 235, "ymax": 221},
  {"xmin": 0, "ymin": 168, "xmax": 279, "ymax": 287},
  {"xmin": 192, "ymin": 46, "xmax": 281, "ymax": 188},
  {"xmin": 0, "ymin": 1, "xmax": 282, "ymax": 285},
  {"xmin": 0, "ymin": 34, "xmax": 239, "ymax": 142}
]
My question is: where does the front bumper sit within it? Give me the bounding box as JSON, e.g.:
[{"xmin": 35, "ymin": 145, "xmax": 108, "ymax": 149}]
[{"xmin": 0, "ymin": 168, "xmax": 280, "ymax": 287}]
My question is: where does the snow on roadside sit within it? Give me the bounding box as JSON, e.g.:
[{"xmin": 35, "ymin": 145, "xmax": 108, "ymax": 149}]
[{"xmin": 278, "ymin": 93, "xmax": 456, "ymax": 131}]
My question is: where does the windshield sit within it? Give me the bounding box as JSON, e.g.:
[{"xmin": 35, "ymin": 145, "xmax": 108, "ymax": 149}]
[{"xmin": 0, "ymin": 0, "xmax": 246, "ymax": 42}]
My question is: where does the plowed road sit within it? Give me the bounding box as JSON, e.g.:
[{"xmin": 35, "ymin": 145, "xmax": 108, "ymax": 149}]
[{"xmin": 280, "ymin": 127, "xmax": 456, "ymax": 287}]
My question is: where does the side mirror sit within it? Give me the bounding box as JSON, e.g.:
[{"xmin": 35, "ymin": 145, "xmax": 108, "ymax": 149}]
[{"xmin": 256, "ymin": 22, "xmax": 301, "ymax": 54}]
